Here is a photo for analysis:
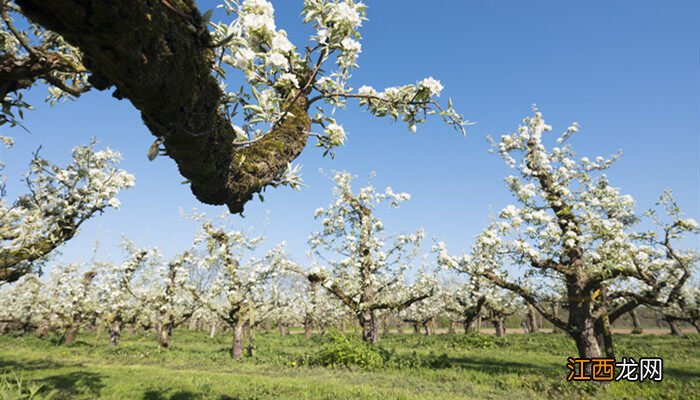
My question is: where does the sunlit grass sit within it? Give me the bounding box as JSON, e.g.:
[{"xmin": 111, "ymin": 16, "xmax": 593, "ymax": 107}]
[{"xmin": 0, "ymin": 330, "xmax": 697, "ymax": 399}]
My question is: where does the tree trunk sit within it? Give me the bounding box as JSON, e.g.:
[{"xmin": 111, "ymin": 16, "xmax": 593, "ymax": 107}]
[
  {"xmin": 64, "ymin": 326, "xmax": 78, "ymax": 345},
  {"xmin": 552, "ymin": 304, "xmax": 562, "ymax": 333},
  {"xmin": 278, "ymin": 323, "xmax": 289, "ymax": 336},
  {"xmin": 447, "ymin": 321, "xmax": 456, "ymax": 334},
  {"xmin": 492, "ymin": 319, "xmax": 506, "ymax": 337},
  {"xmin": 569, "ymin": 309, "xmax": 602, "ymax": 358},
  {"xmin": 629, "ymin": 310, "xmax": 643, "ymax": 334},
  {"xmin": 157, "ymin": 324, "xmax": 172, "ymax": 348},
  {"xmin": 526, "ymin": 304, "xmax": 538, "ymax": 333},
  {"xmin": 412, "ymin": 323, "xmax": 420, "ymax": 335},
  {"xmin": 664, "ymin": 316, "xmax": 682, "ymax": 336},
  {"xmin": 231, "ymin": 320, "xmax": 244, "ymax": 359},
  {"xmin": 423, "ymin": 323, "xmax": 432, "ymax": 336},
  {"xmin": 304, "ymin": 316, "xmax": 313, "ymax": 339},
  {"xmin": 595, "ymin": 313, "xmax": 615, "ymax": 359},
  {"xmin": 360, "ymin": 311, "xmax": 378, "ymax": 344},
  {"xmin": 209, "ymin": 321, "xmax": 217, "ymax": 338},
  {"xmin": 109, "ymin": 319, "xmax": 121, "ymax": 346}
]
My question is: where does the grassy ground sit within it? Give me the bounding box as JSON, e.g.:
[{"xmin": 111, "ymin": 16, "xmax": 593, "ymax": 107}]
[{"xmin": 0, "ymin": 329, "xmax": 697, "ymax": 399}]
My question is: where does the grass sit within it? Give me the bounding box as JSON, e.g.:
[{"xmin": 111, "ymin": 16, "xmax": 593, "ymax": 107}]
[{"xmin": 0, "ymin": 329, "xmax": 697, "ymax": 399}]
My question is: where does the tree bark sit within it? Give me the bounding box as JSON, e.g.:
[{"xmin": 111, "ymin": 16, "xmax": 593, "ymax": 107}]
[
  {"xmin": 157, "ymin": 324, "xmax": 172, "ymax": 348},
  {"xmin": 359, "ymin": 311, "xmax": 378, "ymax": 344},
  {"xmin": 447, "ymin": 321, "xmax": 456, "ymax": 334},
  {"xmin": 526, "ymin": 303, "xmax": 538, "ymax": 333},
  {"xmin": 594, "ymin": 313, "xmax": 615, "ymax": 359},
  {"xmin": 664, "ymin": 316, "xmax": 682, "ymax": 336},
  {"xmin": 412, "ymin": 323, "xmax": 420, "ymax": 335},
  {"xmin": 231, "ymin": 320, "xmax": 244, "ymax": 359},
  {"xmin": 109, "ymin": 319, "xmax": 121, "ymax": 346},
  {"xmin": 423, "ymin": 321, "xmax": 434, "ymax": 336},
  {"xmin": 209, "ymin": 321, "xmax": 217, "ymax": 339},
  {"xmin": 551, "ymin": 304, "xmax": 562, "ymax": 333},
  {"xmin": 64, "ymin": 326, "xmax": 78, "ymax": 345},
  {"xmin": 492, "ymin": 319, "xmax": 506, "ymax": 337},
  {"xmin": 629, "ymin": 310, "xmax": 643, "ymax": 334},
  {"xmin": 15, "ymin": 0, "xmax": 313, "ymax": 214},
  {"xmin": 304, "ymin": 316, "xmax": 313, "ymax": 339}
]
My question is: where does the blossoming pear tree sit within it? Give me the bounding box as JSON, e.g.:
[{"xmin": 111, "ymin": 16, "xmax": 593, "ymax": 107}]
[
  {"xmin": 399, "ymin": 287, "xmax": 445, "ymax": 336},
  {"xmin": 118, "ymin": 242, "xmax": 199, "ymax": 348},
  {"xmin": 0, "ymin": 273, "xmax": 43, "ymax": 334},
  {"xmin": 0, "ymin": 1, "xmax": 89, "ymax": 129},
  {"xmin": 187, "ymin": 212, "xmax": 288, "ymax": 359},
  {"xmin": 604, "ymin": 190, "xmax": 699, "ymax": 335},
  {"xmin": 41, "ymin": 263, "xmax": 98, "ymax": 345},
  {"xmin": 438, "ymin": 109, "xmax": 663, "ymax": 359},
  {"xmin": 7, "ymin": 0, "xmax": 467, "ymax": 213},
  {"xmin": 92, "ymin": 246, "xmax": 150, "ymax": 345},
  {"xmin": 481, "ymin": 288, "xmax": 518, "ymax": 337},
  {"xmin": 440, "ymin": 274, "xmax": 488, "ymax": 334},
  {"xmin": 0, "ymin": 138, "xmax": 134, "ymax": 284},
  {"xmin": 303, "ymin": 172, "xmax": 434, "ymax": 343}
]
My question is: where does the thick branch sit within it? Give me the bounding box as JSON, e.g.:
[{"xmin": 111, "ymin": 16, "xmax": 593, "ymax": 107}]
[
  {"xmin": 481, "ymin": 270, "xmax": 568, "ymax": 331},
  {"xmin": 16, "ymin": 0, "xmax": 311, "ymax": 213}
]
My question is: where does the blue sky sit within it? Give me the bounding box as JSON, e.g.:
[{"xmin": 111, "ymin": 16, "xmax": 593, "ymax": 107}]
[{"xmin": 2, "ymin": 0, "xmax": 698, "ymax": 267}]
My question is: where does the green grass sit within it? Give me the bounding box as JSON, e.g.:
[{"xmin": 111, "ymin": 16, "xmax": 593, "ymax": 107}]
[{"xmin": 0, "ymin": 329, "xmax": 697, "ymax": 399}]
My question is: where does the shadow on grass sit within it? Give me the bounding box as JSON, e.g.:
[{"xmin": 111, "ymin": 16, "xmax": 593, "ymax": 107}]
[
  {"xmin": 143, "ymin": 390, "xmax": 205, "ymax": 400},
  {"xmin": 665, "ymin": 366, "xmax": 700, "ymax": 380},
  {"xmin": 413, "ymin": 353, "xmax": 561, "ymax": 375},
  {"xmin": 0, "ymin": 358, "xmax": 74, "ymax": 372},
  {"xmin": 38, "ymin": 371, "xmax": 105, "ymax": 399}
]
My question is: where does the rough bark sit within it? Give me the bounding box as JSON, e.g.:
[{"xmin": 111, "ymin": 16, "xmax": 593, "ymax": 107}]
[
  {"xmin": 571, "ymin": 311, "xmax": 600, "ymax": 357},
  {"xmin": 360, "ymin": 310, "xmax": 378, "ymax": 344},
  {"xmin": 595, "ymin": 312, "xmax": 615, "ymax": 359},
  {"xmin": 16, "ymin": 0, "xmax": 312, "ymax": 214}
]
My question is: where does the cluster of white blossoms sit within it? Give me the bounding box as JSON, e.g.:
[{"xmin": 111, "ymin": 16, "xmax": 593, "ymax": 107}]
[
  {"xmin": 306, "ymin": 171, "xmax": 436, "ymax": 341},
  {"xmin": 1, "ymin": 1, "xmax": 90, "ymax": 114},
  {"xmin": 437, "ymin": 109, "xmax": 699, "ymax": 347},
  {"xmin": 207, "ymin": 0, "xmax": 466, "ymax": 185},
  {"xmin": 1, "ymin": 139, "xmax": 135, "ymax": 281}
]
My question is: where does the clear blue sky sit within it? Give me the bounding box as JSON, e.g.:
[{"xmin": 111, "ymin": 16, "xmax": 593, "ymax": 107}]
[{"xmin": 2, "ymin": 0, "xmax": 698, "ymax": 266}]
